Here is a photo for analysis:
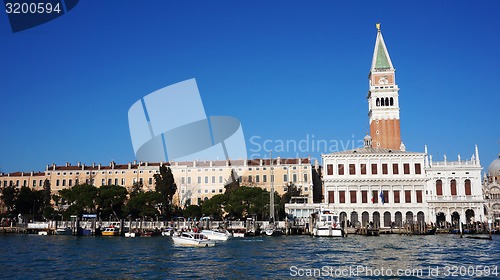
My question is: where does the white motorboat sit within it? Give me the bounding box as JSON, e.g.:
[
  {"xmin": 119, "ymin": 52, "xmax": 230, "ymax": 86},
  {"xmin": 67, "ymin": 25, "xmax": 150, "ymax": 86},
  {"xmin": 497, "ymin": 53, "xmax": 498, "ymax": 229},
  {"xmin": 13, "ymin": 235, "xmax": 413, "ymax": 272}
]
[
  {"xmin": 201, "ymin": 229, "xmax": 232, "ymax": 241},
  {"xmin": 232, "ymin": 228, "xmax": 246, "ymax": 238},
  {"xmin": 55, "ymin": 227, "xmax": 72, "ymax": 235},
  {"xmin": 312, "ymin": 209, "xmax": 344, "ymax": 237},
  {"xmin": 125, "ymin": 231, "xmax": 139, "ymax": 238},
  {"xmin": 38, "ymin": 231, "xmax": 48, "ymax": 236},
  {"xmin": 171, "ymin": 232, "xmax": 216, "ymax": 247}
]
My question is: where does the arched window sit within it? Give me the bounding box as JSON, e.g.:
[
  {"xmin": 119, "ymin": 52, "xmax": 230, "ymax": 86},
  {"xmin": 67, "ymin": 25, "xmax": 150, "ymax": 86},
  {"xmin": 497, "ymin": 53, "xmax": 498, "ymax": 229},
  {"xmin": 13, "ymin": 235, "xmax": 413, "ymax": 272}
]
[
  {"xmin": 381, "ymin": 98, "xmax": 385, "ymax": 106},
  {"xmin": 390, "ymin": 97, "xmax": 394, "ymax": 106},
  {"xmin": 436, "ymin": 180, "xmax": 443, "ymax": 196},
  {"xmin": 385, "ymin": 97, "xmax": 389, "ymax": 106},
  {"xmin": 450, "ymin": 179, "xmax": 457, "ymax": 196},
  {"xmin": 376, "ymin": 98, "xmax": 380, "ymax": 106},
  {"xmin": 464, "ymin": 179, "xmax": 471, "ymax": 195}
]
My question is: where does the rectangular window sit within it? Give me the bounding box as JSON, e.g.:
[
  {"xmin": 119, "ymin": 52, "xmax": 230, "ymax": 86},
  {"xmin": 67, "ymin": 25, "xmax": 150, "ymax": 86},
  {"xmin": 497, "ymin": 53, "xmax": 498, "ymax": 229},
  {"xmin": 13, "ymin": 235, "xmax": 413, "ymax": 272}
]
[
  {"xmin": 293, "ymin": 174, "xmax": 297, "ymax": 183},
  {"xmin": 33, "ymin": 180, "xmax": 36, "ymax": 187},
  {"xmin": 188, "ymin": 177, "xmax": 192, "ymax": 184},
  {"xmin": 405, "ymin": 190, "xmax": 411, "ymax": 203},
  {"xmin": 393, "ymin": 190, "xmax": 400, "ymax": 203},
  {"xmin": 349, "ymin": 164, "xmax": 356, "ymax": 175},
  {"xmin": 198, "ymin": 177, "xmax": 201, "ymax": 184},
  {"xmin": 350, "ymin": 190, "xmax": 357, "ymax": 203},
  {"xmin": 122, "ymin": 178, "xmax": 126, "ymax": 185},
  {"xmin": 181, "ymin": 177, "xmax": 185, "ymax": 184},
  {"xmin": 372, "ymin": 190, "xmax": 378, "ymax": 203},
  {"xmin": 414, "ymin": 163, "xmax": 422, "ymax": 174},
  {"xmin": 416, "ymin": 190, "xmax": 423, "ymax": 203},
  {"xmin": 465, "ymin": 179, "xmax": 472, "ymax": 196},
  {"xmin": 263, "ymin": 175, "xmax": 267, "ymax": 183},
  {"xmin": 450, "ymin": 180, "xmax": 457, "ymax": 195},
  {"xmin": 436, "ymin": 180, "xmax": 443, "ymax": 196},
  {"xmin": 361, "ymin": 164, "xmax": 367, "ymax": 175},
  {"xmin": 212, "ymin": 176, "xmax": 215, "ymax": 184},
  {"xmin": 219, "ymin": 176, "xmax": 223, "ymax": 183},
  {"xmin": 338, "ymin": 164, "xmax": 344, "ymax": 175},
  {"xmin": 205, "ymin": 176, "xmax": 208, "ymax": 184},
  {"xmin": 383, "ymin": 190, "xmax": 389, "ymax": 203},
  {"xmin": 382, "ymin": 164, "xmax": 388, "ymax": 174},
  {"xmin": 256, "ymin": 175, "xmax": 260, "ymax": 183},
  {"xmin": 339, "ymin": 191, "xmax": 345, "ymax": 203},
  {"xmin": 248, "ymin": 175, "xmax": 252, "ymax": 183},
  {"xmin": 361, "ymin": 190, "xmax": 367, "ymax": 203},
  {"xmin": 403, "ymin": 163, "xmax": 410, "ymax": 174},
  {"xmin": 392, "ymin": 163, "xmax": 399, "ymax": 175},
  {"xmin": 371, "ymin": 164, "xmax": 377, "ymax": 175},
  {"xmin": 328, "ymin": 191, "xmax": 335, "ymax": 203},
  {"xmin": 70, "ymin": 179, "xmax": 74, "ymax": 186},
  {"xmin": 283, "ymin": 174, "xmax": 288, "ymax": 182},
  {"xmin": 327, "ymin": 164, "xmax": 333, "ymax": 175},
  {"xmin": 62, "ymin": 179, "xmax": 66, "ymax": 187},
  {"xmin": 304, "ymin": 173, "xmax": 308, "ymax": 182}
]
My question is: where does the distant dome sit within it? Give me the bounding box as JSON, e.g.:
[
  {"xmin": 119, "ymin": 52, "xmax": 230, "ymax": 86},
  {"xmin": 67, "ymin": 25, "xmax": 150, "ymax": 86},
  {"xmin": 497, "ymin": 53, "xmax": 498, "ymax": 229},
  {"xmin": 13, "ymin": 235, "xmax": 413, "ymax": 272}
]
[{"xmin": 488, "ymin": 154, "xmax": 500, "ymax": 176}]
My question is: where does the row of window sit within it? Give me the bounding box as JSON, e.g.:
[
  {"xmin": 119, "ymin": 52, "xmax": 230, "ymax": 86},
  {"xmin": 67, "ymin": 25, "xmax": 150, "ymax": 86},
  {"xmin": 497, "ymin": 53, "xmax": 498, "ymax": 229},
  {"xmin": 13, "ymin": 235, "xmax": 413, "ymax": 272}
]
[
  {"xmin": 328, "ymin": 190, "xmax": 424, "ymax": 204},
  {"xmin": 247, "ymin": 173, "xmax": 308, "ymax": 184},
  {"xmin": 326, "ymin": 163, "xmax": 422, "ymax": 176},
  {"xmin": 375, "ymin": 97, "xmax": 394, "ymax": 107},
  {"xmin": 435, "ymin": 179, "xmax": 472, "ymax": 196}
]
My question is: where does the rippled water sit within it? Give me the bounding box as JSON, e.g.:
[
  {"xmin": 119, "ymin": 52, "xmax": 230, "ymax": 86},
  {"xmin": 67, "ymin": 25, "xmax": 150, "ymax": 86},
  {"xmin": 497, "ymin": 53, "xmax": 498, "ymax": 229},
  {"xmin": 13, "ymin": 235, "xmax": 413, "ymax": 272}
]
[{"xmin": 1, "ymin": 234, "xmax": 498, "ymax": 279}]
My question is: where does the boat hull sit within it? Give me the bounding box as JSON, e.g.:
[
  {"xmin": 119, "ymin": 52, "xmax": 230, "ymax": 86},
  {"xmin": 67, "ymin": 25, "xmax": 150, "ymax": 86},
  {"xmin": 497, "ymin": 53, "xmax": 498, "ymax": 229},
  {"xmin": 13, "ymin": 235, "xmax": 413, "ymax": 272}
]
[
  {"xmin": 313, "ymin": 227, "xmax": 343, "ymax": 237},
  {"xmin": 172, "ymin": 236, "xmax": 216, "ymax": 247}
]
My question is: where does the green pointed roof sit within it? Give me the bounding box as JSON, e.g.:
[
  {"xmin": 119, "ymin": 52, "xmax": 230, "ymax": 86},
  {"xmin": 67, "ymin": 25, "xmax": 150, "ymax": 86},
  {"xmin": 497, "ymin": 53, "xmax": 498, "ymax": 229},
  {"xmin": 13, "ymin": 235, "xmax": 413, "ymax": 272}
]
[
  {"xmin": 375, "ymin": 41, "xmax": 391, "ymax": 69},
  {"xmin": 371, "ymin": 28, "xmax": 394, "ymax": 71}
]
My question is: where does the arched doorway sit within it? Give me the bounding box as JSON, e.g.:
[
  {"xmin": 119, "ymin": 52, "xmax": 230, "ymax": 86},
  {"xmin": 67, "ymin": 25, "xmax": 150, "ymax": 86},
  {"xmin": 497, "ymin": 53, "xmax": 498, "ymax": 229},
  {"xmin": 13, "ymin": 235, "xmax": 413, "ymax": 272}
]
[
  {"xmin": 436, "ymin": 212, "xmax": 446, "ymax": 228},
  {"xmin": 417, "ymin": 211, "xmax": 425, "ymax": 226},
  {"xmin": 451, "ymin": 211, "xmax": 460, "ymax": 227},
  {"xmin": 373, "ymin": 212, "xmax": 380, "ymax": 228},
  {"xmin": 384, "ymin": 211, "xmax": 391, "ymax": 228},
  {"xmin": 465, "ymin": 209, "xmax": 475, "ymax": 224},
  {"xmin": 362, "ymin": 211, "xmax": 369, "ymax": 227},
  {"xmin": 395, "ymin": 211, "xmax": 402, "ymax": 227},
  {"xmin": 339, "ymin": 212, "xmax": 347, "ymax": 222},
  {"xmin": 406, "ymin": 211, "xmax": 414, "ymax": 224},
  {"xmin": 351, "ymin": 211, "xmax": 358, "ymax": 227}
]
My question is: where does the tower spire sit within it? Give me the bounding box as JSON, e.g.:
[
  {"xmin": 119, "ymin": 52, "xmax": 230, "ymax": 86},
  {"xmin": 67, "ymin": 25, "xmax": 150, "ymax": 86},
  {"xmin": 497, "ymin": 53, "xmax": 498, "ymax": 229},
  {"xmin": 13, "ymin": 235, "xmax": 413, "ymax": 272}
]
[{"xmin": 367, "ymin": 24, "xmax": 401, "ymax": 150}]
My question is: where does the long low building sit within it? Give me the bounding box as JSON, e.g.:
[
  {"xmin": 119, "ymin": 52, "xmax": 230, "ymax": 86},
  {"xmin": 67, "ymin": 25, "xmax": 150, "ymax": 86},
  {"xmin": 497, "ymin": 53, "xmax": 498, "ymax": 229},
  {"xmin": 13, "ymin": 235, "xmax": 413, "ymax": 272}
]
[{"xmin": 0, "ymin": 157, "xmax": 316, "ymax": 207}]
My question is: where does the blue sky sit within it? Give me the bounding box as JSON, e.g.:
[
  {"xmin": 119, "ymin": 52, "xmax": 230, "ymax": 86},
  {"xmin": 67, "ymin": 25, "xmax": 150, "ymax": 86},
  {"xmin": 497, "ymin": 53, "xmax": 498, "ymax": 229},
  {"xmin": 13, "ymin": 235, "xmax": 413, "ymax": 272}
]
[{"xmin": 1, "ymin": 0, "xmax": 499, "ymax": 173}]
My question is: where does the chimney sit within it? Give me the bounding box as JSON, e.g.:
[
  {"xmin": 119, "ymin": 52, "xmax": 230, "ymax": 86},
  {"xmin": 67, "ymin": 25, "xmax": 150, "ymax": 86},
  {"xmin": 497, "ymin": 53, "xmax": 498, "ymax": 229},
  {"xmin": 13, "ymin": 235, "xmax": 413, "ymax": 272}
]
[
  {"xmin": 128, "ymin": 162, "xmax": 131, "ymax": 169},
  {"xmin": 133, "ymin": 160, "xmax": 137, "ymax": 165},
  {"xmin": 65, "ymin": 162, "xmax": 70, "ymax": 167},
  {"xmin": 277, "ymin": 156, "xmax": 281, "ymax": 165},
  {"xmin": 82, "ymin": 164, "xmax": 85, "ymax": 170},
  {"xmin": 98, "ymin": 164, "xmax": 101, "ymax": 170},
  {"xmin": 46, "ymin": 164, "xmax": 49, "ymax": 171},
  {"xmin": 52, "ymin": 163, "xmax": 56, "ymax": 171},
  {"xmin": 193, "ymin": 161, "xmax": 196, "ymax": 167},
  {"xmin": 259, "ymin": 159, "xmax": 263, "ymax": 166},
  {"xmin": 210, "ymin": 160, "xmax": 213, "ymax": 167},
  {"xmin": 92, "ymin": 163, "xmax": 95, "ymax": 168}
]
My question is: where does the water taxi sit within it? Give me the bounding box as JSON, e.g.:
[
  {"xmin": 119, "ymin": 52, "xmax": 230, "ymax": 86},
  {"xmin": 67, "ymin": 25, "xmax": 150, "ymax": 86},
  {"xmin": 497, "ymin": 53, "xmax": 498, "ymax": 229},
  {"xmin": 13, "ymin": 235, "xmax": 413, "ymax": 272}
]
[
  {"xmin": 55, "ymin": 227, "xmax": 72, "ymax": 235},
  {"xmin": 171, "ymin": 232, "xmax": 216, "ymax": 247},
  {"xmin": 312, "ymin": 209, "xmax": 344, "ymax": 237}
]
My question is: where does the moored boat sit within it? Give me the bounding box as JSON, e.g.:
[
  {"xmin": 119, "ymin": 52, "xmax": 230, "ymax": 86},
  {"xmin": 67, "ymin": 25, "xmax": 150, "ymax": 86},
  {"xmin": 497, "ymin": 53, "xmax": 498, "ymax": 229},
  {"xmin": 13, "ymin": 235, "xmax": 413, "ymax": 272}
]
[
  {"xmin": 201, "ymin": 229, "xmax": 232, "ymax": 241},
  {"xmin": 55, "ymin": 227, "xmax": 72, "ymax": 235},
  {"xmin": 312, "ymin": 209, "xmax": 344, "ymax": 237},
  {"xmin": 171, "ymin": 232, "xmax": 216, "ymax": 247},
  {"xmin": 101, "ymin": 226, "xmax": 120, "ymax": 236},
  {"xmin": 232, "ymin": 228, "xmax": 246, "ymax": 238}
]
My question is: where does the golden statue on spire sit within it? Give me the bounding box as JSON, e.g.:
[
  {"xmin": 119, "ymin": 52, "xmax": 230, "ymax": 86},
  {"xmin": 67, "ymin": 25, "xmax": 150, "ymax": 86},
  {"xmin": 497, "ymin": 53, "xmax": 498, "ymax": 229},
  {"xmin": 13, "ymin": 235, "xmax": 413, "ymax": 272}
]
[{"xmin": 376, "ymin": 23, "xmax": 381, "ymax": 31}]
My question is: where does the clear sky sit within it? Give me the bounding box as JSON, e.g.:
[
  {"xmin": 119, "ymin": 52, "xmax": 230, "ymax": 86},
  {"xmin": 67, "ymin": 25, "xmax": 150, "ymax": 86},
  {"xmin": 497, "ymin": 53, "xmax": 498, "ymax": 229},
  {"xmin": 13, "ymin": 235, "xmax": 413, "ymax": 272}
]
[{"xmin": 1, "ymin": 0, "xmax": 499, "ymax": 173}]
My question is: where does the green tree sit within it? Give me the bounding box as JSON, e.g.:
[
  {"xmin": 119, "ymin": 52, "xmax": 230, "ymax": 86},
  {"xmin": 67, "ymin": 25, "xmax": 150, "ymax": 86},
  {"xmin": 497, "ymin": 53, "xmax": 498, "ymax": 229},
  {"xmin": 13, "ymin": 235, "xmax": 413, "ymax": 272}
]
[
  {"xmin": 201, "ymin": 194, "xmax": 225, "ymax": 220},
  {"xmin": 125, "ymin": 191, "xmax": 162, "ymax": 219},
  {"xmin": 97, "ymin": 185, "xmax": 128, "ymax": 220},
  {"xmin": 183, "ymin": 205, "xmax": 202, "ymax": 219},
  {"xmin": 59, "ymin": 184, "xmax": 98, "ymax": 217},
  {"xmin": 1, "ymin": 185, "xmax": 17, "ymax": 213},
  {"xmin": 154, "ymin": 166, "xmax": 177, "ymax": 218},
  {"xmin": 42, "ymin": 179, "xmax": 51, "ymax": 208}
]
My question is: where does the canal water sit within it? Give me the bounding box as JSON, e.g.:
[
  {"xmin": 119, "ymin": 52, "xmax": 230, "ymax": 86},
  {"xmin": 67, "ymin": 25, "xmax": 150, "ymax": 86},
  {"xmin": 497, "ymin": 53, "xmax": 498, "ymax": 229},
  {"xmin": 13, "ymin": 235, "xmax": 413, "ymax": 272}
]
[{"xmin": 0, "ymin": 234, "xmax": 498, "ymax": 279}]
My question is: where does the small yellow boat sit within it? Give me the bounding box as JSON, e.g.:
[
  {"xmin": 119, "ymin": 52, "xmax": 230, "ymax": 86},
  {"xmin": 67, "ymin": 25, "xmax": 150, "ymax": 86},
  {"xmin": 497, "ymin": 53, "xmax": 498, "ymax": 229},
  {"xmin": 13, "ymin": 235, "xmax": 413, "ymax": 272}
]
[{"xmin": 101, "ymin": 226, "xmax": 120, "ymax": 236}]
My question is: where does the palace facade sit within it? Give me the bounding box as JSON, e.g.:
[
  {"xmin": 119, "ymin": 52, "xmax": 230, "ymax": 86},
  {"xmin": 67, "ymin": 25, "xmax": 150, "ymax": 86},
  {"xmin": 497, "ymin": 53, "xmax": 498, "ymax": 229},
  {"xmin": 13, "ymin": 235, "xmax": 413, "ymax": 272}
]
[{"xmin": 286, "ymin": 25, "xmax": 484, "ymax": 227}]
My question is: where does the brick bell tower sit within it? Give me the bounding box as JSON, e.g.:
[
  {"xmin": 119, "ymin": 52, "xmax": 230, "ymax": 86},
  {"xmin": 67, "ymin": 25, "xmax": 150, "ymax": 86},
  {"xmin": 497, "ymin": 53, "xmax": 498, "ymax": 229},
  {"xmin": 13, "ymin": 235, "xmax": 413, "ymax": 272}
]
[{"xmin": 367, "ymin": 23, "xmax": 402, "ymax": 150}]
